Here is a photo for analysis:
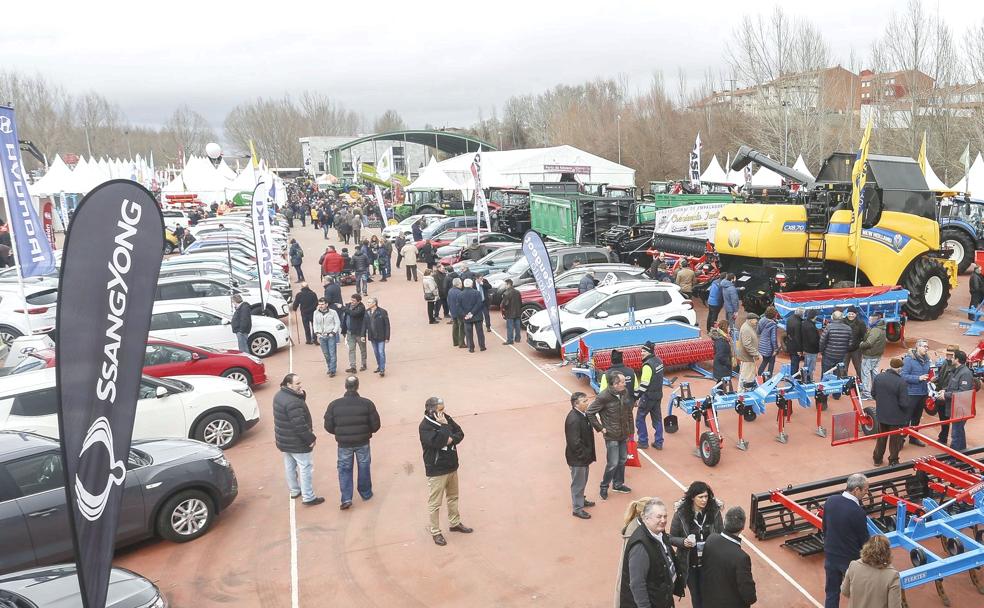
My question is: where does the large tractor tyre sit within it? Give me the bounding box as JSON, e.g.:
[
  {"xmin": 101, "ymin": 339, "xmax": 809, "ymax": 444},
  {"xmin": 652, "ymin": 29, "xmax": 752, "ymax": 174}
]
[
  {"xmin": 415, "ymin": 206, "xmax": 442, "ymax": 216},
  {"xmin": 831, "ymin": 280, "xmax": 857, "ymax": 289},
  {"xmin": 901, "ymin": 257, "xmax": 951, "ymax": 321},
  {"xmin": 941, "ymin": 228, "xmax": 976, "ymax": 274}
]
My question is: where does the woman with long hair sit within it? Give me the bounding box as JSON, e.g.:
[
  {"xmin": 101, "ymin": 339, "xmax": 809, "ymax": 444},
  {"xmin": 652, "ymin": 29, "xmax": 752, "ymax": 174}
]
[
  {"xmin": 710, "ymin": 320, "xmax": 733, "ymax": 385},
  {"xmin": 614, "ymin": 497, "xmax": 652, "ymax": 607},
  {"xmin": 841, "ymin": 535, "xmax": 902, "ymax": 607},
  {"xmin": 668, "ymin": 481, "xmax": 724, "ymax": 608}
]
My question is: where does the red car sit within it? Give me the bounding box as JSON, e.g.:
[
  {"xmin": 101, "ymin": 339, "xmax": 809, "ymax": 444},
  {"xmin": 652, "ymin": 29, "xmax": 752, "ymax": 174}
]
[
  {"xmin": 13, "ymin": 339, "xmax": 267, "ymax": 386},
  {"xmin": 515, "ymin": 265, "xmax": 649, "ymax": 323},
  {"xmin": 415, "ymin": 228, "xmax": 476, "ymax": 251}
]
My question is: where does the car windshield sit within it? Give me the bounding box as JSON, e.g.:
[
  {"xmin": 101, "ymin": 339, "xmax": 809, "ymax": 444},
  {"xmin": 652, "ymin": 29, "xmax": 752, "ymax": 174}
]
[
  {"xmin": 564, "ymin": 289, "xmax": 609, "ymax": 314},
  {"xmin": 449, "ymin": 234, "xmax": 473, "ymax": 247},
  {"xmin": 152, "ymin": 376, "xmax": 192, "ymax": 393},
  {"xmin": 505, "ymin": 257, "xmax": 530, "ymax": 274}
]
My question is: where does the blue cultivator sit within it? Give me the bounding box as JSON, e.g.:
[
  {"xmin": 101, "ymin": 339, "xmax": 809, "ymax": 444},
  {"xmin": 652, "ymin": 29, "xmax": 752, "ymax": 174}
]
[{"xmin": 773, "ymin": 285, "xmax": 909, "ymax": 343}]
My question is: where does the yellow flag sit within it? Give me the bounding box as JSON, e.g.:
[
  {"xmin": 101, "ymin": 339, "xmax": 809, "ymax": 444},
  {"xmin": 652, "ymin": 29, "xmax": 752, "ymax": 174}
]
[
  {"xmin": 918, "ymin": 131, "xmax": 927, "ymax": 176},
  {"xmin": 249, "ymin": 140, "xmax": 259, "ymax": 170},
  {"xmin": 850, "ymin": 118, "xmax": 873, "ymax": 219}
]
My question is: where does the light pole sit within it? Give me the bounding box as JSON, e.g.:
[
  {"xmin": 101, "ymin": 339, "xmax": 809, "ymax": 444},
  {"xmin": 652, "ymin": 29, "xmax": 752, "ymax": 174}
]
[
  {"xmin": 124, "ymin": 130, "xmax": 132, "ymax": 159},
  {"xmin": 616, "ymin": 114, "xmax": 622, "ymax": 165}
]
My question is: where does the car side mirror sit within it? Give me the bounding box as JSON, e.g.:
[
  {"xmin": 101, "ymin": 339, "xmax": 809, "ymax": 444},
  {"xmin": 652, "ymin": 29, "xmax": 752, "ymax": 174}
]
[
  {"xmin": 222, "ymin": 318, "xmax": 231, "ymax": 325},
  {"xmin": 155, "ymin": 386, "xmax": 168, "ymax": 399},
  {"xmin": 595, "ymin": 311, "xmax": 610, "ymax": 319},
  {"xmin": 191, "ymin": 352, "xmax": 200, "ymax": 361}
]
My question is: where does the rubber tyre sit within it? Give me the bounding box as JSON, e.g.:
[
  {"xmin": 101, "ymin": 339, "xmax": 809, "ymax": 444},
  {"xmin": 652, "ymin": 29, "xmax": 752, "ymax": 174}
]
[
  {"xmin": 560, "ymin": 330, "xmax": 584, "ymax": 346},
  {"xmin": 416, "ymin": 206, "xmax": 441, "ymax": 216},
  {"xmin": 221, "ymin": 367, "xmax": 253, "ymax": 386},
  {"xmin": 163, "ymin": 242, "xmax": 175, "ymax": 255},
  {"xmin": 742, "ymin": 408, "xmax": 758, "ymax": 422},
  {"xmin": 699, "ymin": 431, "xmax": 722, "ymax": 467},
  {"xmin": 861, "ymin": 406, "xmax": 877, "ymax": 436},
  {"xmin": 0, "ymin": 325, "xmax": 23, "ymax": 347},
  {"xmin": 520, "ymin": 304, "xmax": 542, "ymax": 325},
  {"xmin": 885, "ymin": 322, "xmax": 903, "ymax": 343},
  {"xmin": 249, "ymin": 331, "xmax": 276, "ymax": 358},
  {"xmin": 941, "ymin": 228, "xmax": 975, "ymax": 274},
  {"xmin": 900, "ymin": 256, "xmax": 951, "ymax": 321},
  {"xmin": 193, "ymin": 411, "xmax": 241, "ymax": 449},
  {"xmin": 156, "ymin": 489, "xmax": 215, "ymax": 543},
  {"xmin": 831, "ymin": 280, "xmax": 856, "ymax": 289}
]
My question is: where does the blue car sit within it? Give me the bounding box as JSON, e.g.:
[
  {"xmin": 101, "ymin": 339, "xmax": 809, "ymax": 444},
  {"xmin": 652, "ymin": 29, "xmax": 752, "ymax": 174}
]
[{"xmin": 461, "ymin": 244, "xmax": 523, "ymax": 277}]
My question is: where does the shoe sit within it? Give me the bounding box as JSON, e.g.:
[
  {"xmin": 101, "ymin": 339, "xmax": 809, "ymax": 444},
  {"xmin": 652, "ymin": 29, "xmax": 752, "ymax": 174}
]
[
  {"xmin": 359, "ymin": 365, "xmax": 367, "ymax": 371},
  {"xmin": 572, "ymin": 510, "xmax": 591, "ymax": 519},
  {"xmin": 503, "ymin": 341, "xmax": 513, "ymax": 345},
  {"xmin": 888, "ymin": 460, "xmax": 899, "ymax": 466},
  {"xmin": 480, "ymin": 347, "xmax": 487, "ymax": 351},
  {"xmin": 459, "ymin": 345, "xmax": 468, "ymax": 349},
  {"xmin": 638, "ymin": 443, "xmax": 649, "ymax": 450},
  {"xmin": 600, "ymin": 487, "xmax": 609, "ymax": 500},
  {"xmin": 329, "ymin": 372, "xmax": 336, "ymax": 377},
  {"xmin": 909, "ymin": 438, "xmax": 926, "ymax": 447},
  {"xmin": 611, "ymin": 485, "xmax": 632, "ymax": 494},
  {"xmin": 345, "ymin": 367, "xmax": 356, "ymax": 373},
  {"xmin": 433, "ymin": 533, "xmax": 447, "ymax": 546},
  {"xmin": 653, "ymin": 444, "xmax": 663, "ymax": 451},
  {"xmin": 583, "ymin": 500, "xmax": 596, "ymax": 508},
  {"xmin": 469, "ymin": 349, "xmax": 475, "ymax": 353},
  {"xmin": 873, "ymin": 459, "xmax": 884, "ymax": 467},
  {"xmin": 302, "ymin": 497, "xmax": 326, "ymax": 506},
  {"xmin": 339, "ymin": 501, "xmax": 352, "ymax": 510},
  {"xmin": 486, "ymin": 327, "xmax": 492, "ymax": 332},
  {"xmin": 446, "ymin": 320, "xmax": 453, "ymax": 324},
  {"xmin": 290, "ymin": 492, "xmax": 300, "ymax": 499},
  {"xmin": 449, "ymin": 524, "xmax": 473, "ymax": 533},
  {"xmin": 373, "ymin": 369, "xmax": 381, "ymax": 373},
  {"xmin": 379, "ymin": 371, "xmax": 385, "ymax": 377}
]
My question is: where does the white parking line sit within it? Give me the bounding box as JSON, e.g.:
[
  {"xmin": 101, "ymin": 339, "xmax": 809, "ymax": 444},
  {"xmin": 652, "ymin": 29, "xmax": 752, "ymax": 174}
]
[
  {"xmin": 289, "ymin": 496, "xmax": 299, "ymax": 608},
  {"xmin": 490, "ymin": 327, "xmax": 823, "ymax": 608}
]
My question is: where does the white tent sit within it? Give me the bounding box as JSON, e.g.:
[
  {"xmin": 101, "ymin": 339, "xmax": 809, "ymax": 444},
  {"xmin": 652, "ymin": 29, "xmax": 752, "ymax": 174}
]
[
  {"xmin": 924, "ymin": 161, "xmax": 949, "ymax": 191},
  {"xmin": 162, "ymin": 156, "xmax": 235, "ymax": 204},
  {"xmin": 698, "ymin": 155, "xmax": 729, "ymax": 183},
  {"xmin": 793, "ymin": 155, "xmax": 814, "ymax": 180},
  {"xmin": 751, "ymin": 165, "xmax": 784, "ymax": 187},
  {"xmin": 407, "ymin": 157, "xmax": 462, "ymax": 191},
  {"xmin": 950, "ymin": 153, "xmax": 984, "ymax": 194},
  {"xmin": 726, "ymin": 167, "xmax": 746, "ymax": 186},
  {"xmin": 435, "ymin": 145, "xmax": 635, "ymax": 191},
  {"xmin": 31, "ymin": 155, "xmax": 75, "ymax": 195}
]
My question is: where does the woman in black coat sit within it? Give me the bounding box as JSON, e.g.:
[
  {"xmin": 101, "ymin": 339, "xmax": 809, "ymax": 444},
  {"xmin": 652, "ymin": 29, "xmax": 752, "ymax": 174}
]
[
  {"xmin": 710, "ymin": 322, "xmax": 733, "ymax": 384},
  {"xmin": 669, "ymin": 481, "xmax": 724, "ymax": 608}
]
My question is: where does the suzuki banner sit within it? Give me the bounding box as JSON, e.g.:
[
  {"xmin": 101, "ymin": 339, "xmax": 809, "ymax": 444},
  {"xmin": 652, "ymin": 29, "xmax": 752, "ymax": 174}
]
[
  {"xmin": 0, "ymin": 105, "xmax": 56, "ymax": 276},
  {"xmin": 251, "ymin": 178, "xmax": 277, "ymax": 311},
  {"xmin": 56, "ymin": 180, "xmax": 164, "ymax": 608},
  {"xmin": 522, "ymin": 231, "xmax": 562, "ymax": 347}
]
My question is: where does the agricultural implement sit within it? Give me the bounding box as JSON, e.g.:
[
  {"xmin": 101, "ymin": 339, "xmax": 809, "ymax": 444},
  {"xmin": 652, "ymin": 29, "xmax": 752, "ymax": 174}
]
[
  {"xmin": 772, "ymin": 285, "xmax": 908, "ymax": 343},
  {"xmin": 663, "ymin": 367, "xmax": 859, "ymax": 466},
  {"xmin": 752, "ymin": 392, "xmax": 981, "ymax": 604}
]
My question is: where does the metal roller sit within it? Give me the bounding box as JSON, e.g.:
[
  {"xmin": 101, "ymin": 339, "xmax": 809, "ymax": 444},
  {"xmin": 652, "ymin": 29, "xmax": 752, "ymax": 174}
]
[
  {"xmin": 591, "ymin": 338, "xmax": 714, "ymax": 371},
  {"xmin": 652, "ymin": 233, "xmax": 708, "ymax": 257}
]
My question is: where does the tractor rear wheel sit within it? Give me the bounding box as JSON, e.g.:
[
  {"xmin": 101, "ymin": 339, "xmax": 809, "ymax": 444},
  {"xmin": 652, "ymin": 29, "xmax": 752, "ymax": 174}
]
[
  {"xmin": 901, "ymin": 256, "xmax": 951, "ymax": 321},
  {"xmin": 941, "ymin": 228, "xmax": 975, "ymax": 274}
]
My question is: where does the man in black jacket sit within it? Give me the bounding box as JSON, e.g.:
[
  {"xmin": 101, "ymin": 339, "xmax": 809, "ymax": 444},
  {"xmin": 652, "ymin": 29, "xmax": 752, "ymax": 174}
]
[
  {"xmin": 351, "ymin": 246, "xmax": 370, "ymax": 296},
  {"xmin": 822, "ymin": 474, "xmax": 870, "ymax": 608},
  {"xmin": 230, "ymin": 294, "xmax": 252, "ymax": 353},
  {"xmin": 843, "ymin": 308, "xmax": 867, "ymax": 379},
  {"xmin": 565, "ymin": 392, "xmax": 597, "ymax": 519},
  {"xmin": 801, "ymin": 310, "xmax": 821, "ymax": 382},
  {"xmin": 970, "ymin": 264, "xmax": 984, "ymax": 319},
  {"xmin": 588, "ymin": 371, "xmax": 634, "ymax": 500},
  {"xmin": 619, "ymin": 497, "xmax": 686, "ymax": 608},
  {"xmin": 364, "ymin": 296, "xmax": 390, "ymax": 377},
  {"xmin": 434, "ymin": 263, "xmax": 450, "ymax": 320},
  {"xmin": 344, "ymin": 294, "xmax": 367, "ymax": 373},
  {"xmin": 785, "ymin": 307, "xmax": 804, "ymax": 377},
  {"xmin": 700, "ymin": 507, "xmax": 757, "ymax": 608},
  {"xmin": 324, "ymin": 376, "xmax": 381, "ymax": 510},
  {"xmin": 273, "ymin": 374, "xmax": 324, "ymax": 506},
  {"xmin": 291, "ymin": 282, "xmax": 319, "ymax": 344},
  {"xmin": 419, "ymin": 397, "xmax": 473, "ymax": 546},
  {"xmin": 459, "ymin": 279, "xmax": 487, "ymax": 352},
  {"xmin": 871, "ymin": 358, "xmax": 909, "ymax": 466},
  {"xmin": 500, "ymin": 278, "xmax": 523, "ymax": 345}
]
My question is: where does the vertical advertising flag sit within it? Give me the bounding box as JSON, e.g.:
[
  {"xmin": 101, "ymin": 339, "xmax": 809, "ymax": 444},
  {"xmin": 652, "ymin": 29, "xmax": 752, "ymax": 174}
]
[
  {"xmin": 918, "ymin": 131, "xmax": 928, "ymax": 176},
  {"xmin": 376, "ymin": 147, "xmax": 394, "ymax": 181},
  {"xmin": 251, "ymin": 179, "xmax": 277, "ymax": 312},
  {"xmin": 0, "ymin": 106, "xmax": 56, "ymax": 277},
  {"xmin": 374, "ymin": 185, "xmax": 389, "ymax": 230},
  {"xmin": 471, "ymin": 149, "xmax": 492, "ymax": 231},
  {"xmin": 56, "ymin": 180, "xmax": 164, "ymax": 608},
  {"xmin": 42, "ymin": 200, "xmax": 56, "ymax": 249},
  {"xmin": 688, "ymin": 133, "xmax": 702, "ymax": 189},
  {"xmin": 522, "ymin": 231, "xmax": 562, "ymax": 348},
  {"xmin": 960, "ymin": 144, "xmax": 971, "ymax": 194}
]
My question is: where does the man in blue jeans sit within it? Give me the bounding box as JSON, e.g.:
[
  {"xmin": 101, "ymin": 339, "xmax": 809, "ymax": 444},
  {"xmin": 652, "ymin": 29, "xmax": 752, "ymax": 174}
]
[
  {"xmin": 587, "ymin": 370, "xmax": 634, "ymax": 500},
  {"xmin": 272, "ymin": 373, "xmax": 324, "ymax": 506},
  {"xmin": 635, "ymin": 342, "xmax": 665, "ymax": 450},
  {"xmin": 365, "ymin": 296, "xmax": 390, "ymax": 377},
  {"xmin": 313, "ymin": 298, "xmax": 341, "ymax": 377},
  {"xmin": 324, "ymin": 376, "xmax": 381, "ymax": 510},
  {"xmin": 499, "ymin": 278, "xmax": 524, "ymax": 345}
]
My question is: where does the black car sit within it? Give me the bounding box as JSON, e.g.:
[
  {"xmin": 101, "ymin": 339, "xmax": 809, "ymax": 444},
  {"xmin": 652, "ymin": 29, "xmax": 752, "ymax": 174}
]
[
  {"xmin": 0, "ymin": 432, "xmax": 238, "ymax": 574},
  {"xmin": 0, "ymin": 564, "xmax": 166, "ymax": 608}
]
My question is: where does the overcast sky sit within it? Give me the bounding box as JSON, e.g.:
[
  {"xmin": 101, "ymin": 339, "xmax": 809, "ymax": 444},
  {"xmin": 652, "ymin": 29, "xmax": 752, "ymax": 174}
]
[{"xmin": 4, "ymin": 0, "xmax": 984, "ymax": 133}]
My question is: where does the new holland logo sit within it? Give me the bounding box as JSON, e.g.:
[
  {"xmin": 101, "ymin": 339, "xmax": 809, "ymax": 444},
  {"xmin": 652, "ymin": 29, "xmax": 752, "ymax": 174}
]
[
  {"xmin": 728, "ymin": 229, "xmax": 741, "ymax": 248},
  {"xmin": 893, "ymin": 233, "xmax": 905, "ymax": 250}
]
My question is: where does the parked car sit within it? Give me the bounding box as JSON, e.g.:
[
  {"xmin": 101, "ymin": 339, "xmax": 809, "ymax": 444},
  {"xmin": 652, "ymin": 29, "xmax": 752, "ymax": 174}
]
[
  {"xmin": 162, "ymin": 253, "xmax": 289, "ymax": 281},
  {"xmin": 157, "ymin": 264, "xmax": 293, "ymax": 303},
  {"xmin": 421, "ymin": 216, "xmax": 478, "ymax": 241},
  {"xmin": 515, "ymin": 264, "xmax": 648, "ymax": 323},
  {"xmin": 415, "ymin": 227, "xmax": 477, "ymax": 251},
  {"xmin": 0, "ymin": 430, "xmax": 238, "ymax": 574},
  {"xmin": 0, "ymin": 284, "xmax": 59, "ymax": 347},
  {"xmin": 458, "ymin": 244, "xmax": 524, "ymax": 277},
  {"xmin": 382, "ymin": 213, "xmax": 444, "ymax": 242},
  {"xmin": 155, "ymin": 276, "xmax": 290, "ymax": 317},
  {"xmin": 149, "ymin": 302, "xmax": 290, "ymax": 358},
  {"xmin": 435, "ymin": 232, "xmax": 519, "ymax": 258},
  {"xmin": 0, "ymin": 564, "xmax": 168, "ymax": 607},
  {"xmin": 14, "ymin": 339, "xmax": 267, "ymax": 386},
  {"xmin": 0, "ymin": 369, "xmax": 259, "ymax": 449},
  {"xmin": 524, "ymin": 281, "xmax": 697, "ymax": 351},
  {"xmin": 162, "ymin": 207, "xmax": 192, "ymax": 227},
  {"xmin": 486, "ymin": 245, "xmax": 617, "ymax": 305}
]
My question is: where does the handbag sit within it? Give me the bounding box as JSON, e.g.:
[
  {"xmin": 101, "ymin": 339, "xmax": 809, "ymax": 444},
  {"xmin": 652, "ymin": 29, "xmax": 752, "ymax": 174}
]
[
  {"xmin": 626, "ymin": 437, "xmax": 642, "ymax": 468},
  {"xmin": 424, "ymin": 292, "xmax": 437, "ymax": 301}
]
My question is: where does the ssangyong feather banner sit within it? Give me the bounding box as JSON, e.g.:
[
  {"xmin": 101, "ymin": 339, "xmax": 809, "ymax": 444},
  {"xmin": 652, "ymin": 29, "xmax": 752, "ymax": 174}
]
[
  {"xmin": 522, "ymin": 230, "xmax": 562, "ymax": 348},
  {"xmin": 56, "ymin": 180, "xmax": 164, "ymax": 608}
]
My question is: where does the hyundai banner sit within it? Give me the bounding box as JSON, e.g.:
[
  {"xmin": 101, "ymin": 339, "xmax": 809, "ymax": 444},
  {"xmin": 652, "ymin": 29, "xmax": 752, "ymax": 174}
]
[
  {"xmin": 0, "ymin": 106, "xmax": 56, "ymax": 276},
  {"xmin": 522, "ymin": 231, "xmax": 562, "ymax": 348},
  {"xmin": 251, "ymin": 179, "xmax": 277, "ymax": 311},
  {"xmin": 56, "ymin": 180, "xmax": 164, "ymax": 608}
]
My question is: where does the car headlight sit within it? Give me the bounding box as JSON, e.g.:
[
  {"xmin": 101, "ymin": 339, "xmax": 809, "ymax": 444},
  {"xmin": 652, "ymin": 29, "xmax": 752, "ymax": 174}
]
[
  {"xmin": 248, "ymin": 355, "xmax": 263, "ymax": 364},
  {"xmin": 211, "ymin": 454, "xmax": 231, "ymax": 468},
  {"xmin": 275, "ymin": 323, "xmax": 286, "ymax": 330},
  {"xmin": 233, "ymin": 386, "xmax": 253, "ymax": 398}
]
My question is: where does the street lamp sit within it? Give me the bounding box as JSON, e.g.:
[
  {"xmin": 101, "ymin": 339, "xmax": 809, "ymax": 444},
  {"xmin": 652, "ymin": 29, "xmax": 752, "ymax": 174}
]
[
  {"xmin": 205, "ymin": 142, "xmax": 223, "ymax": 168},
  {"xmin": 616, "ymin": 114, "xmax": 622, "ymax": 165},
  {"xmin": 124, "ymin": 129, "xmax": 132, "ymax": 159}
]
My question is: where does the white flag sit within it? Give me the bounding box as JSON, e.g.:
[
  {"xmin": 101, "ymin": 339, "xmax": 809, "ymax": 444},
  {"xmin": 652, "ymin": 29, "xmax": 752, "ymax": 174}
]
[
  {"xmin": 470, "ymin": 149, "xmax": 492, "ymax": 231},
  {"xmin": 374, "ymin": 185, "xmax": 388, "ymax": 230},
  {"xmin": 689, "ymin": 133, "xmax": 702, "ymax": 189},
  {"xmin": 377, "ymin": 147, "xmax": 394, "ymax": 181},
  {"xmin": 251, "ymin": 178, "xmax": 277, "ymax": 311}
]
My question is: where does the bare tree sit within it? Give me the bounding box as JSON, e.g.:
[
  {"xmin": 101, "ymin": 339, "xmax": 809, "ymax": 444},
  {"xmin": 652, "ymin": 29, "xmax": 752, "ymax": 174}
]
[
  {"xmin": 159, "ymin": 105, "xmax": 217, "ymax": 164},
  {"xmin": 373, "ymin": 109, "xmax": 407, "ymax": 133}
]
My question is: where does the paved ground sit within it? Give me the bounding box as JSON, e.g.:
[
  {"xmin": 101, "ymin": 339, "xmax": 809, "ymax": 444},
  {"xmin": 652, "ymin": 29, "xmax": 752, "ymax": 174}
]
[{"xmin": 115, "ymin": 222, "xmax": 984, "ymax": 607}]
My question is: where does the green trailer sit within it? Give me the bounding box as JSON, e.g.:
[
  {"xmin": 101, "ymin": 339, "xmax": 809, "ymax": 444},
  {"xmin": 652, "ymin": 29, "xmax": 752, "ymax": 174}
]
[{"xmin": 529, "ymin": 183, "xmax": 635, "ymax": 245}]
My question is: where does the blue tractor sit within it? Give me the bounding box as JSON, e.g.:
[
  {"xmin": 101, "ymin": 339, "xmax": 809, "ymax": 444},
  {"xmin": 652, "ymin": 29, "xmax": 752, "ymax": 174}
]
[{"xmin": 939, "ymin": 196, "xmax": 984, "ymax": 273}]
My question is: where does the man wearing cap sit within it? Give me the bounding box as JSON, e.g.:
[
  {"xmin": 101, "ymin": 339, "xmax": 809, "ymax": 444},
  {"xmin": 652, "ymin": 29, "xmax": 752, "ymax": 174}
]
[
  {"xmin": 635, "ymin": 342, "xmax": 666, "ymax": 450},
  {"xmin": 871, "ymin": 358, "xmax": 908, "ymax": 466},
  {"xmin": 901, "ymin": 339, "xmax": 932, "ymax": 446},
  {"xmin": 735, "ymin": 314, "xmax": 761, "ymax": 389},
  {"xmin": 858, "ymin": 311, "xmax": 887, "ymax": 400}
]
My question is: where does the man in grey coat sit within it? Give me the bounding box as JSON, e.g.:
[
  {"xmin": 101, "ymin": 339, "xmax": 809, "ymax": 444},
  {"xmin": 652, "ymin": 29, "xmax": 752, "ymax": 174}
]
[{"xmin": 819, "ymin": 310, "xmax": 852, "ymax": 378}]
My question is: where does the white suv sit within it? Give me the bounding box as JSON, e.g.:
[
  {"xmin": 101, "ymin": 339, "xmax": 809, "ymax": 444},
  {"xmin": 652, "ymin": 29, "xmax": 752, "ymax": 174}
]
[
  {"xmin": 0, "ymin": 368, "xmax": 260, "ymax": 449},
  {"xmin": 156, "ymin": 276, "xmax": 290, "ymax": 317},
  {"xmin": 525, "ymin": 281, "xmax": 697, "ymax": 351},
  {"xmin": 0, "ymin": 285, "xmax": 59, "ymax": 347},
  {"xmin": 149, "ymin": 302, "xmax": 290, "ymax": 358}
]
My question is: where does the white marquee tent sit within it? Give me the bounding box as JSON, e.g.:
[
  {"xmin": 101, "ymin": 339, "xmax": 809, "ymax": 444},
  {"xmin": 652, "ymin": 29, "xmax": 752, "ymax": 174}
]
[
  {"xmin": 407, "ymin": 157, "xmax": 462, "ymax": 191},
  {"xmin": 698, "ymin": 155, "xmax": 729, "ymax": 183},
  {"xmin": 924, "ymin": 161, "xmax": 949, "ymax": 191},
  {"xmin": 793, "ymin": 155, "xmax": 814, "ymax": 181},
  {"xmin": 751, "ymin": 165, "xmax": 784, "ymax": 187},
  {"xmin": 950, "ymin": 153, "xmax": 984, "ymax": 194}
]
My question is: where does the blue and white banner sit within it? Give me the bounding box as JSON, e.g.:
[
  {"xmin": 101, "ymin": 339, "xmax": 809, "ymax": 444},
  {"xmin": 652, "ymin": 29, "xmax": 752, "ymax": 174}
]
[
  {"xmin": 374, "ymin": 185, "xmax": 389, "ymax": 229},
  {"xmin": 688, "ymin": 133, "xmax": 702, "ymax": 189},
  {"xmin": 251, "ymin": 179, "xmax": 277, "ymax": 311},
  {"xmin": 0, "ymin": 106, "xmax": 56, "ymax": 276},
  {"xmin": 522, "ymin": 231, "xmax": 562, "ymax": 346}
]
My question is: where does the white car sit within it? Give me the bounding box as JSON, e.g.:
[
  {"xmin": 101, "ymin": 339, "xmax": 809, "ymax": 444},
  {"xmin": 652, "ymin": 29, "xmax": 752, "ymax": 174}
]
[
  {"xmin": 149, "ymin": 302, "xmax": 291, "ymax": 358},
  {"xmin": 524, "ymin": 281, "xmax": 698, "ymax": 351},
  {"xmin": 382, "ymin": 214, "xmax": 444, "ymax": 242},
  {"xmin": 0, "ymin": 368, "xmax": 259, "ymax": 449},
  {"xmin": 0, "ymin": 285, "xmax": 59, "ymax": 347},
  {"xmin": 162, "ymin": 208, "xmax": 192, "ymax": 228},
  {"xmin": 156, "ymin": 276, "xmax": 290, "ymax": 317}
]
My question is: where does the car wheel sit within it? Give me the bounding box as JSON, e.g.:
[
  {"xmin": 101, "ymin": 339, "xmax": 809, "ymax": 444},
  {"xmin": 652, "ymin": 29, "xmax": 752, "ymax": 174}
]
[
  {"xmin": 157, "ymin": 490, "xmax": 215, "ymax": 542},
  {"xmin": 194, "ymin": 412, "xmax": 240, "ymax": 448},
  {"xmin": 520, "ymin": 304, "xmax": 542, "ymax": 325},
  {"xmin": 0, "ymin": 325, "xmax": 23, "ymax": 347},
  {"xmin": 249, "ymin": 332, "xmax": 276, "ymax": 357},
  {"xmin": 221, "ymin": 367, "xmax": 253, "ymax": 385},
  {"xmin": 163, "ymin": 242, "xmax": 175, "ymax": 255}
]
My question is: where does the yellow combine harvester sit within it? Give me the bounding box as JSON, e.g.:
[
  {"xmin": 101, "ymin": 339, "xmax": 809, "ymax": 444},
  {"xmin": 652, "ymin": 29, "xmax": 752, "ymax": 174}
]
[{"xmin": 714, "ymin": 146, "xmax": 956, "ymax": 321}]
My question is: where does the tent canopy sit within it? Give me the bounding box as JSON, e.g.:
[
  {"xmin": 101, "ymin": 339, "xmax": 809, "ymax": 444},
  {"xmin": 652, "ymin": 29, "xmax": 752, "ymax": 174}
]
[
  {"xmin": 751, "ymin": 165, "xmax": 784, "ymax": 187},
  {"xmin": 793, "ymin": 155, "xmax": 814, "ymax": 180},
  {"xmin": 950, "ymin": 153, "xmax": 984, "ymax": 194},
  {"xmin": 699, "ymin": 155, "xmax": 730, "ymax": 183},
  {"xmin": 924, "ymin": 160, "xmax": 949, "ymax": 191},
  {"xmin": 407, "ymin": 157, "xmax": 462, "ymax": 191}
]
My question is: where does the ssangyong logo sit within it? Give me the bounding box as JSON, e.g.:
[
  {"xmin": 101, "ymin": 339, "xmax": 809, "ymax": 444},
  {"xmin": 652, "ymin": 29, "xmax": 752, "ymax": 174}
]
[
  {"xmin": 75, "ymin": 417, "xmax": 126, "ymax": 521},
  {"xmin": 0, "ymin": 115, "xmax": 11, "ymax": 134}
]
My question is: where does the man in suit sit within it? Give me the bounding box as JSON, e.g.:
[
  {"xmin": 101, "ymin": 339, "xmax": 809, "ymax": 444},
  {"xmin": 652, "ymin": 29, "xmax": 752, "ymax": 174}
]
[
  {"xmin": 619, "ymin": 497, "xmax": 686, "ymax": 608},
  {"xmin": 822, "ymin": 474, "xmax": 870, "ymax": 608},
  {"xmin": 700, "ymin": 507, "xmax": 757, "ymax": 608},
  {"xmin": 564, "ymin": 392, "xmax": 596, "ymax": 520}
]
